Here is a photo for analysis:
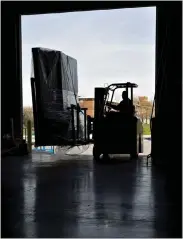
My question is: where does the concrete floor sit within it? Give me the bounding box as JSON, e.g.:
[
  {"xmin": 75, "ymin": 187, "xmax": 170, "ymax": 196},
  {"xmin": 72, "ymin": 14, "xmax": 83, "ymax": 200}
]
[
  {"xmin": 60, "ymin": 138, "xmax": 151, "ymax": 156},
  {"xmin": 1, "ymin": 148, "xmax": 181, "ymax": 238}
]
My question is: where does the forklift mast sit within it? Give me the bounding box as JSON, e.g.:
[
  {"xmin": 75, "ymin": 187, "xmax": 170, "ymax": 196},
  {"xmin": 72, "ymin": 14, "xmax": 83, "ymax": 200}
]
[
  {"xmin": 93, "ymin": 87, "xmax": 106, "ymax": 140},
  {"xmin": 94, "ymin": 87, "xmax": 106, "ymax": 121}
]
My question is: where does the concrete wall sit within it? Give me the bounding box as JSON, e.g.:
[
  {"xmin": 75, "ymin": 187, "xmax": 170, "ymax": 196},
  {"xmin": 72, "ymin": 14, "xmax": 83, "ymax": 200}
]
[
  {"xmin": 155, "ymin": 2, "xmax": 182, "ymax": 168},
  {"xmin": 2, "ymin": 9, "xmax": 23, "ymax": 139}
]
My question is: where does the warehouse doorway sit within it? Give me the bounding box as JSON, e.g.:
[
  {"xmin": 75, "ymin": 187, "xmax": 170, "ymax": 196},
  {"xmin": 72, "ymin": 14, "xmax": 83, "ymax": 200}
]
[{"xmin": 21, "ymin": 6, "xmax": 156, "ymax": 156}]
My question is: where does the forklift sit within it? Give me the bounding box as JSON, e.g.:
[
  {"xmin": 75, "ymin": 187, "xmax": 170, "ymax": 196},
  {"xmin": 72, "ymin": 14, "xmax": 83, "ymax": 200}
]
[{"xmin": 92, "ymin": 82, "xmax": 143, "ymax": 161}]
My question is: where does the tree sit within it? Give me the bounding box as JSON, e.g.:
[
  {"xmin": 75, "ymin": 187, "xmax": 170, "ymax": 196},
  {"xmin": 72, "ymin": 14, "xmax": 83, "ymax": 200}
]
[
  {"xmin": 23, "ymin": 107, "xmax": 34, "ymax": 127},
  {"xmin": 138, "ymin": 97, "xmax": 153, "ymax": 123},
  {"xmin": 133, "ymin": 96, "xmax": 153, "ymax": 123},
  {"xmin": 133, "ymin": 96, "xmax": 140, "ymax": 117}
]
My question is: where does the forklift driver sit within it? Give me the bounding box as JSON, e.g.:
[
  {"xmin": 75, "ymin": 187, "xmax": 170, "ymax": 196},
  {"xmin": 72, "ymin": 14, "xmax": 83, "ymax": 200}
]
[{"xmin": 107, "ymin": 91, "xmax": 134, "ymax": 116}]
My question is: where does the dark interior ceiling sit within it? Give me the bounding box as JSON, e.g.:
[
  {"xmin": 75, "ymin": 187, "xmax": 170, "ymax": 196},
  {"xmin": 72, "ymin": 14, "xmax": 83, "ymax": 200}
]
[{"xmin": 8, "ymin": 1, "xmax": 158, "ymax": 15}]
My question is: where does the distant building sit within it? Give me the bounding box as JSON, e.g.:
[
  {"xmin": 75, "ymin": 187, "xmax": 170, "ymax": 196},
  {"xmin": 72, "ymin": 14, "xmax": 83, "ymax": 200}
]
[
  {"xmin": 139, "ymin": 96, "xmax": 148, "ymax": 101},
  {"xmin": 79, "ymin": 98, "xmax": 94, "ymax": 117}
]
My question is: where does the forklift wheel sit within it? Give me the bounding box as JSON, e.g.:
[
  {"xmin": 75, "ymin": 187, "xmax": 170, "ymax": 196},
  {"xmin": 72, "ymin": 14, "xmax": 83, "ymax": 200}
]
[
  {"xmin": 103, "ymin": 153, "xmax": 110, "ymax": 160},
  {"xmin": 93, "ymin": 146, "xmax": 101, "ymax": 161}
]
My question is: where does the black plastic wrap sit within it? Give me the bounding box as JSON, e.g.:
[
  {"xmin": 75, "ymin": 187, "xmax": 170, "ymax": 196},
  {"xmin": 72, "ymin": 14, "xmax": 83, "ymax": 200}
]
[
  {"xmin": 31, "ymin": 47, "xmax": 85, "ymax": 146},
  {"xmin": 78, "ymin": 110, "xmax": 85, "ymax": 140}
]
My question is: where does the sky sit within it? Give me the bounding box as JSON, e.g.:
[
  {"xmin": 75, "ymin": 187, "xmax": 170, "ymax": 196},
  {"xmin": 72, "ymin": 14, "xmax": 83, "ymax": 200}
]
[{"xmin": 22, "ymin": 7, "xmax": 156, "ymax": 106}]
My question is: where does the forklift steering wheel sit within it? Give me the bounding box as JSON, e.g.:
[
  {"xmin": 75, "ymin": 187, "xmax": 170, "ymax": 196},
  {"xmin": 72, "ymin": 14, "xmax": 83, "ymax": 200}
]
[{"xmin": 107, "ymin": 106, "xmax": 112, "ymax": 112}]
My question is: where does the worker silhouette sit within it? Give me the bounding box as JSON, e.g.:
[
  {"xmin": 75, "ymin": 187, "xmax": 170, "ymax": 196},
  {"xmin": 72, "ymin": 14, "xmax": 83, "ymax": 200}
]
[{"xmin": 107, "ymin": 91, "xmax": 134, "ymax": 116}]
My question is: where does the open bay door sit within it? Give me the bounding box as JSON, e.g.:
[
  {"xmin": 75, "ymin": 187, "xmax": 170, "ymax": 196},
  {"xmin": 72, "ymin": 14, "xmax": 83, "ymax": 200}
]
[{"xmin": 31, "ymin": 47, "xmax": 87, "ymax": 146}]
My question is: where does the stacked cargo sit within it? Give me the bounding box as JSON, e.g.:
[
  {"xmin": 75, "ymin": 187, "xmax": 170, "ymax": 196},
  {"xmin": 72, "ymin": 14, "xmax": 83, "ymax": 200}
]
[{"xmin": 31, "ymin": 47, "xmax": 85, "ymax": 146}]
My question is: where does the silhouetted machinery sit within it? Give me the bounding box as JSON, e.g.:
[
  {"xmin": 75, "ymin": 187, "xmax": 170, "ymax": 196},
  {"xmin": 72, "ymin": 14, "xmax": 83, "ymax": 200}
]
[
  {"xmin": 30, "ymin": 48, "xmax": 143, "ymax": 159},
  {"xmin": 92, "ymin": 82, "xmax": 143, "ymax": 160}
]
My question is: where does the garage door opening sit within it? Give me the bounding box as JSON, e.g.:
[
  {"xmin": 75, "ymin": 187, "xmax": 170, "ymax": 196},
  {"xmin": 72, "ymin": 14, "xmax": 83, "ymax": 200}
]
[{"xmin": 21, "ymin": 6, "xmax": 156, "ymax": 157}]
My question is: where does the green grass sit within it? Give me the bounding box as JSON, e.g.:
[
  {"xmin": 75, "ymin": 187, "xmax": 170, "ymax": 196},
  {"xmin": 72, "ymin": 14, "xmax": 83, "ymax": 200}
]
[{"xmin": 143, "ymin": 123, "xmax": 151, "ymax": 135}]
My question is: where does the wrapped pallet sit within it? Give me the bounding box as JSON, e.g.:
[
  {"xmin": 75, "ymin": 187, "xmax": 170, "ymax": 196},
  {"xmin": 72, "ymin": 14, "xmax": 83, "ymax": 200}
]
[{"xmin": 31, "ymin": 47, "xmax": 84, "ymax": 146}]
